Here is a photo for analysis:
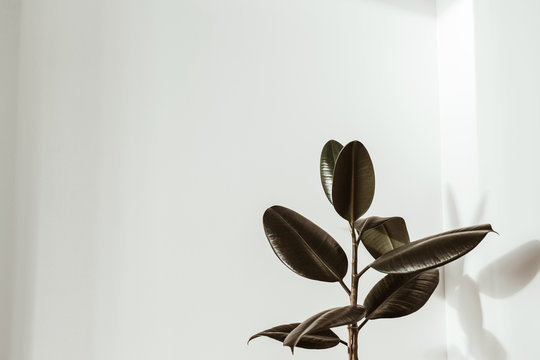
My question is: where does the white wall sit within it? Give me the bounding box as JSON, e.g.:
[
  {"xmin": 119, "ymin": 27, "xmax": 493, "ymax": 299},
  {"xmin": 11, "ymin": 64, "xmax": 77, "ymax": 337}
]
[
  {"xmin": 10, "ymin": 1, "xmax": 445, "ymax": 359},
  {"xmin": 436, "ymin": 1, "xmax": 482, "ymax": 358},
  {"xmin": 473, "ymin": 0, "xmax": 540, "ymax": 358},
  {"xmin": 438, "ymin": 0, "xmax": 540, "ymax": 359}
]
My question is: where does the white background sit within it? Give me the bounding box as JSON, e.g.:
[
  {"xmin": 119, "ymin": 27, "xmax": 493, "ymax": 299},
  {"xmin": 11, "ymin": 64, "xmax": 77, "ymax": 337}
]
[
  {"xmin": 0, "ymin": 0, "xmax": 538, "ymax": 359},
  {"xmin": 440, "ymin": 1, "xmax": 540, "ymax": 359}
]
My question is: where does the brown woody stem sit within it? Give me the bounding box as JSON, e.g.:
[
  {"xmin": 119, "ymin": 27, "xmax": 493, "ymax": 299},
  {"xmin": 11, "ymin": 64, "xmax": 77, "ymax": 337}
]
[
  {"xmin": 340, "ymin": 279, "xmax": 352, "ymax": 295},
  {"xmin": 356, "ymin": 264, "xmax": 370, "ymax": 280},
  {"xmin": 358, "ymin": 318, "xmax": 369, "ymax": 332}
]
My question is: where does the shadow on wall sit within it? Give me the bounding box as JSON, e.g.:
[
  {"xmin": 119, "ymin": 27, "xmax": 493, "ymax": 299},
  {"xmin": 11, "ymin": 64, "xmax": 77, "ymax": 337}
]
[
  {"xmin": 477, "ymin": 240, "xmax": 540, "ymax": 299},
  {"xmin": 445, "ymin": 188, "xmax": 540, "ymax": 360}
]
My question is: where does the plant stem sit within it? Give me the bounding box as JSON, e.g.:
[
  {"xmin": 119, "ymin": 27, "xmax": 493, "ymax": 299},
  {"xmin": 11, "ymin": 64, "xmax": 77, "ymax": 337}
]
[
  {"xmin": 347, "ymin": 324, "xmax": 358, "ymax": 360},
  {"xmin": 339, "ymin": 279, "xmax": 352, "ymax": 295},
  {"xmin": 356, "ymin": 264, "xmax": 370, "ymax": 280},
  {"xmin": 358, "ymin": 318, "xmax": 369, "ymax": 332},
  {"xmin": 348, "ymin": 221, "xmax": 359, "ymax": 360}
]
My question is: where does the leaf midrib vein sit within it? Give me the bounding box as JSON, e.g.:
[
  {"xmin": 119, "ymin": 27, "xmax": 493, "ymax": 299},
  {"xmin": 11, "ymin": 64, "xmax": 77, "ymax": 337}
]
[
  {"xmin": 371, "ymin": 274, "xmax": 419, "ymax": 317},
  {"xmin": 277, "ymin": 211, "xmax": 341, "ymax": 281}
]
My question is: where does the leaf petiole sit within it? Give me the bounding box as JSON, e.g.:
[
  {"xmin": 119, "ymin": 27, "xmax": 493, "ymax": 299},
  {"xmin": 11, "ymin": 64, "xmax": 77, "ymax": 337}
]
[
  {"xmin": 355, "ymin": 265, "xmax": 370, "ymax": 280},
  {"xmin": 339, "ymin": 279, "xmax": 352, "ymax": 295}
]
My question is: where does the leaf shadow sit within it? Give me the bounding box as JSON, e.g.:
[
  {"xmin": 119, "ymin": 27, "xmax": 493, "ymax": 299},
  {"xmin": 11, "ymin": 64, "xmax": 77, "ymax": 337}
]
[
  {"xmin": 444, "ymin": 187, "xmax": 508, "ymax": 360},
  {"xmin": 477, "ymin": 239, "xmax": 540, "ymax": 299},
  {"xmin": 452, "ymin": 274, "xmax": 507, "ymax": 360}
]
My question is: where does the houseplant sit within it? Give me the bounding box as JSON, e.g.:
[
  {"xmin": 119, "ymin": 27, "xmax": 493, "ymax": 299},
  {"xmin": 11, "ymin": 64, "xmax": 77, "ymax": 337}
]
[{"xmin": 248, "ymin": 140, "xmax": 494, "ymax": 360}]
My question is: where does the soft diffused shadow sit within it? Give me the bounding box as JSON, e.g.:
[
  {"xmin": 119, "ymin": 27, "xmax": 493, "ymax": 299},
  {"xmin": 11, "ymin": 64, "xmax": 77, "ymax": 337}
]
[
  {"xmin": 447, "ymin": 345, "xmax": 467, "ymax": 360},
  {"xmin": 444, "ymin": 187, "xmax": 507, "ymax": 359},
  {"xmin": 478, "ymin": 240, "xmax": 540, "ymax": 299},
  {"xmin": 469, "ymin": 329, "xmax": 507, "ymax": 360},
  {"xmin": 453, "ymin": 275, "xmax": 508, "ymax": 360},
  {"xmin": 455, "ymin": 275, "xmax": 482, "ymax": 335}
]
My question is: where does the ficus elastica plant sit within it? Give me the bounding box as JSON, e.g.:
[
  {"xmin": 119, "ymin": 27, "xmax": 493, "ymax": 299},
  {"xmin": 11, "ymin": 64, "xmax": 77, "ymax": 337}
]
[{"xmin": 248, "ymin": 140, "xmax": 495, "ymax": 360}]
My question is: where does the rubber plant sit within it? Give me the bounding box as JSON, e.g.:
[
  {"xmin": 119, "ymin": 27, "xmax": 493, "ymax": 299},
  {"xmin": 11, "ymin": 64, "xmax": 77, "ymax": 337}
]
[{"xmin": 248, "ymin": 140, "xmax": 495, "ymax": 360}]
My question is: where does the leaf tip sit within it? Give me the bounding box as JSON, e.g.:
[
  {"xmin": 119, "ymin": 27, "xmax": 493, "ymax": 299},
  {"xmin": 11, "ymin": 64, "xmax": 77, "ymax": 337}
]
[
  {"xmin": 284, "ymin": 344, "xmax": 295, "ymax": 355},
  {"xmin": 483, "ymin": 224, "xmax": 498, "ymax": 235}
]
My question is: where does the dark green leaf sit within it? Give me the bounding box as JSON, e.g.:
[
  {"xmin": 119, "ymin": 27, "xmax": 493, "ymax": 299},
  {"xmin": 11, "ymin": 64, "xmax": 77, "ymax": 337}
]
[
  {"xmin": 355, "ymin": 216, "xmax": 410, "ymax": 258},
  {"xmin": 332, "ymin": 141, "xmax": 375, "ymax": 223},
  {"xmin": 248, "ymin": 323, "xmax": 342, "ymax": 349},
  {"xmin": 364, "ymin": 270, "xmax": 439, "ymax": 319},
  {"xmin": 283, "ymin": 306, "xmax": 365, "ymax": 353},
  {"xmin": 320, "ymin": 140, "xmax": 343, "ymax": 204},
  {"xmin": 263, "ymin": 205, "xmax": 348, "ymax": 282},
  {"xmin": 371, "ymin": 224, "xmax": 494, "ymax": 274}
]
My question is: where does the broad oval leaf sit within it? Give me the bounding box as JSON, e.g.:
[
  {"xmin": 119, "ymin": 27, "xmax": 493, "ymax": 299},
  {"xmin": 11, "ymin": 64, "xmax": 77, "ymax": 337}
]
[
  {"xmin": 263, "ymin": 205, "xmax": 348, "ymax": 282},
  {"xmin": 248, "ymin": 323, "xmax": 342, "ymax": 349},
  {"xmin": 332, "ymin": 141, "xmax": 375, "ymax": 223},
  {"xmin": 355, "ymin": 216, "xmax": 410, "ymax": 258},
  {"xmin": 320, "ymin": 140, "xmax": 343, "ymax": 204},
  {"xmin": 283, "ymin": 305, "xmax": 365, "ymax": 353},
  {"xmin": 364, "ymin": 269, "xmax": 439, "ymax": 319},
  {"xmin": 371, "ymin": 224, "xmax": 494, "ymax": 274}
]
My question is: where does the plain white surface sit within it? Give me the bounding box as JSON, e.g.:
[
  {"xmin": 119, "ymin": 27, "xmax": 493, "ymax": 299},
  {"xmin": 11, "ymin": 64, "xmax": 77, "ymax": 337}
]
[
  {"xmin": 438, "ymin": 0, "xmax": 540, "ymax": 359},
  {"xmin": 5, "ymin": 0, "xmax": 446, "ymax": 359},
  {"xmin": 6, "ymin": 0, "xmax": 539, "ymax": 359}
]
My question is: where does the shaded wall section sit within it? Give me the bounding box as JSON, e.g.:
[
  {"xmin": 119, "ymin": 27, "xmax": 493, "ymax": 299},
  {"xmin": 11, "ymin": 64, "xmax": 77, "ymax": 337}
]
[{"xmin": 0, "ymin": 0, "xmax": 19, "ymax": 358}]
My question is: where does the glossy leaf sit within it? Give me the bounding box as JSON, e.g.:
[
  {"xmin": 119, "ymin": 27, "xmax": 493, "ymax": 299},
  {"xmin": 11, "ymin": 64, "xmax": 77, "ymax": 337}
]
[
  {"xmin": 320, "ymin": 140, "xmax": 343, "ymax": 204},
  {"xmin": 283, "ymin": 306, "xmax": 366, "ymax": 353},
  {"xmin": 371, "ymin": 224, "xmax": 494, "ymax": 274},
  {"xmin": 263, "ymin": 205, "xmax": 348, "ymax": 282},
  {"xmin": 248, "ymin": 323, "xmax": 342, "ymax": 349},
  {"xmin": 355, "ymin": 216, "xmax": 410, "ymax": 258},
  {"xmin": 364, "ymin": 269, "xmax": 439, "ymax": 320},
  {"xmin": 332, "ymin": 141, "xmax": 375, "ymax": 223}
]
